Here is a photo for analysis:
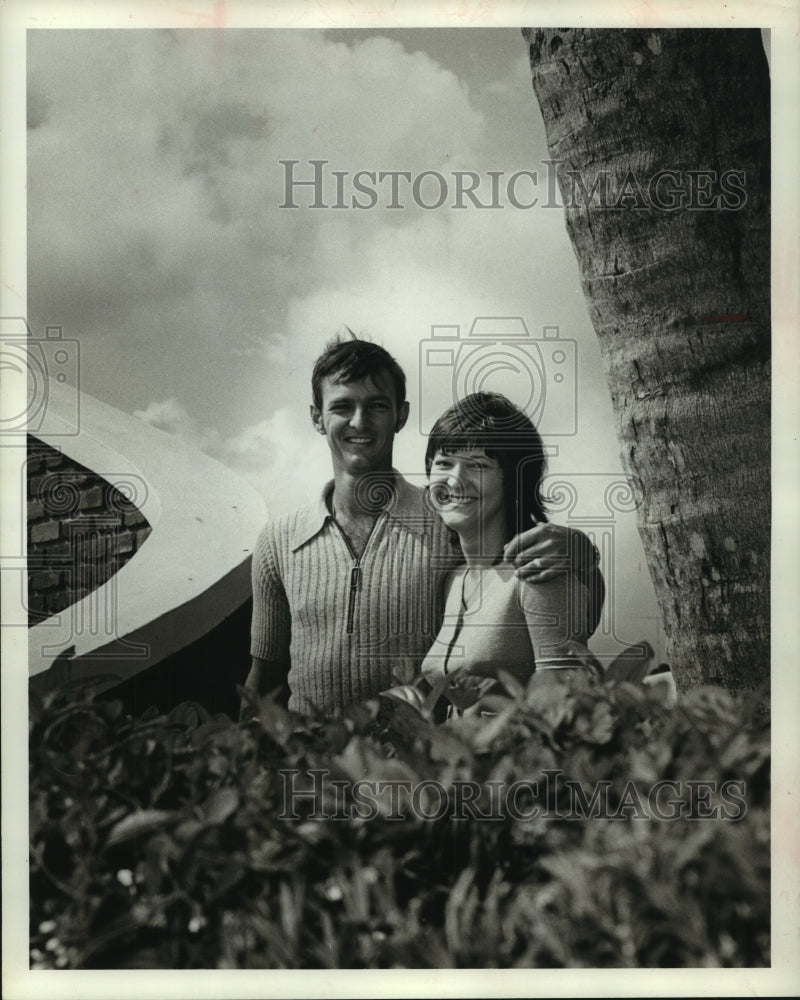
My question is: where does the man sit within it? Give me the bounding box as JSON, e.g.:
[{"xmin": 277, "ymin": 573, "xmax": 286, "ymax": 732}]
[{"xmin": 244, "ymin": 335, "xmax": 603, "ymax": 716}]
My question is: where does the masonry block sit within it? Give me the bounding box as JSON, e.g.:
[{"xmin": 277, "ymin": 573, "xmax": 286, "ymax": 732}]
[
  {"xmin": 134, "ymin": 525, "xmax": 153, "ymax": 550},
  {"xmin": 28, "ymin": 475, "xmax": 47, "ymax": 500},
  {"xmin": 27, "ymin": 594, "xmax": 47, "ymax": 616},
  {"xmin": 27, "ymin": 500, "xmax": 45, "ymax": 522},
  {"xmin": 117, "ymin": 530, "xmax": 136, "ymax": 555},
  {"xmin": 41, "ymin": 540, "xmax": 72, "ymax": 558},
  {"xmin": 124, "ymin": 508, "xmax": 148, "ymax": 528},
  {"xmin": 46, "ymin": 593, "xmax": 70, "ymax": 616},
  {"xmin": 79, "ymin": 485, "xmax": 105, "ymax": 511},
  {"xmin": 30, "ymin": 521, "xmax": 60, "ymax": 544},
  {"xmin": 30, "ymin": 570, "xmax": 63, "ymax": 592}
]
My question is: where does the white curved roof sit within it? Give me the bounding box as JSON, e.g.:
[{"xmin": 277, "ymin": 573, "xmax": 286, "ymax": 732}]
[{"xmin": 28, "ymin": 378, "xmax": 268, "ymax": 690}]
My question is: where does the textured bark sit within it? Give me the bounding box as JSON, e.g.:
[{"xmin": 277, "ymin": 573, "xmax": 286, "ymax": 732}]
[{"xmin": 523, "ymin": 28, "xmax": 770, "ymax": 692}]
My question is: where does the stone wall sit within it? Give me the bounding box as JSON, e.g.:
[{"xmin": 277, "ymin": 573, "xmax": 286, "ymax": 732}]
[{"xmin": 27, "ymin": 435, "xmax": 152, "ymax": 626}]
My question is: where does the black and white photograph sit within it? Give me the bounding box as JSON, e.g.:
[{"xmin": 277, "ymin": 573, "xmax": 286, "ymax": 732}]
[{"xmin": 1, "ymin": 0, "xmax": 798, "ymax": 995}]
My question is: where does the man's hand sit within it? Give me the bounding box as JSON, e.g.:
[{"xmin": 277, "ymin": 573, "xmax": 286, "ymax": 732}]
[
  {"xmin": 504, "ymin": 520, "xmax": 599, "ymax": 582},
  {"xmin": 239, "ymin": 656, "xmax": 289, "ymax": 721}
]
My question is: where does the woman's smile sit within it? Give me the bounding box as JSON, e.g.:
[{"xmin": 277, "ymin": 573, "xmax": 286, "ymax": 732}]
[{"xmin": 428, "ymin": 448, "xmax": 505, "ymax": 536}]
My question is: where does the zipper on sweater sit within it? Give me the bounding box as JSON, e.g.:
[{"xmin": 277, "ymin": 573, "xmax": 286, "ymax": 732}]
[
  {"xmin": 330, "ymin": 515, "xmax": 381, "ymax": 635},
  {"xmin": 347, "ymin": 566, "xmax": 361, "ymax": 634}
]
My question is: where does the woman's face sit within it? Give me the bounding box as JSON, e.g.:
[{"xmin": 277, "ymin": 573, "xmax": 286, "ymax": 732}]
[{"xmin": 428, "ymin": 448, "xmax": 505, "ymax": 536}]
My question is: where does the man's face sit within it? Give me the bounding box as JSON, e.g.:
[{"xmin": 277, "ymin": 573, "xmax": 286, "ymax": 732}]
[{"xmin": 311, "ymin": 373, "xmax": 409, "ymax": 476}]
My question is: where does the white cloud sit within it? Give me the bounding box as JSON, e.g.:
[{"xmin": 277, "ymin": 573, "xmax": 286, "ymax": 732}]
[
  {"xmin": 134, "ymin": 400, "xmax": 329, "ymax": 515},
  {"xmin": 221, "ymin": 408, "xmax": 330, "ymax": 514},
  {"xmin": 134, "ymin": 398, "xmax": 194, "ymax": 435},
  {"xmin": 133, "ymin": 398, "xmax": 222, "ymax": 454},
  {"xmin": 27, "ymin": 29, "xmax": 493, "ymax": 430}
]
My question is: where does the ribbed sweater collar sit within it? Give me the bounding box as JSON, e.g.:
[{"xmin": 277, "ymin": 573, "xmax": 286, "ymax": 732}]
[{"xmin": 290, "ymin": 470, "xmax": 431, "ymax": 551}]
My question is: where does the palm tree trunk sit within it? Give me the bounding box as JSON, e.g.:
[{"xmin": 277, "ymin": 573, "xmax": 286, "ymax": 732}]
[{"xmin": 523, "ymin": 28, "xmax": 770, "ymax": 693}]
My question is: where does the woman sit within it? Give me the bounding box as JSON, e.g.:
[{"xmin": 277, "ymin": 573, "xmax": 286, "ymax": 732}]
[{"xmin": 420, "ymin": 391, "xmax": 594, "ymax": 689}]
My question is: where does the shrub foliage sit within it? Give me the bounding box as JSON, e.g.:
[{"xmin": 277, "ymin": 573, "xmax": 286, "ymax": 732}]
[{"xmin": 29, "ymin": 667, "xmax": 769, "ymax": 969}]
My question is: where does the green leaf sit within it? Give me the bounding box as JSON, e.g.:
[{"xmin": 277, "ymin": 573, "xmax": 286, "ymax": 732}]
[
  {"xmin": 471, "ymin": 704, "xmax": 517, "ymax": 753},
  {"xmin": 103, "ymin": 699, "xmax": 125, "ymax": 722},
  {"xmin": 173, "ymin": 819, "xmax": 204, "ymax": 843},
  {"xmin": 496, "ymin": 669, "xmax": 526, "ymax": 700},
  {"xmin": 106, "ymin": 809, "xmax": 178, "ymax": 848},
  {"xmin": 342, "ymin": 699, "xmax": 379, "ymax": 732},
  {"xmin": 470, "ymin": 693, "xmax": 514, "ymax": 717},
  {"xmin": 202, "ymin": 786, "xmax": 240, "ymax": 825},
  {"xmin": 390, "ymin": 660, "xmax": 418, "ymax": 686},
  {"xmin": 605, "ymin": 642, "xmax": 655, "ymax": 683},
  {"xmin": 257, "ymin": 693, "xmax": 298, "ymax": 746},
  {"xmin": 380, "ymin": 685, "xmax": 427, "ymax": 714},
  {"xmin": 681, "ymin": 685, "xmax": 739, "ymax": 733},
  {"xmin": 573, "ymin": 700, "xmax": 616, "ymax": 745},
  {"xmin": 422, "ymin": 673, "xmax": 450, "ymax": 714},
  {"xmin": 168, "ymin": 701, "xmax": 210, "ymax": 729},
  {"xmin": 425, "ymin": 724, "xmax": 473, "ymax": 766},
  {"xmin": 445, "ymin": 685, "xmax": 482, "ymax": 712},
  {"xmin": 192, "ymin": 719, "xmax": 235, "ymax": 744}
]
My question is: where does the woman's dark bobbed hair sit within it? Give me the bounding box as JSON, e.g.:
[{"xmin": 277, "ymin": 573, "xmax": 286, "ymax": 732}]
[{"xmin": 425, "ymin": 391, "xmax": 549, "ymax": 539}]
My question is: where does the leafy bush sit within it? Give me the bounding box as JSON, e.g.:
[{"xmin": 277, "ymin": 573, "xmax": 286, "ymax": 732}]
[{"xmin": 29, "ymin": 668, "xmax": 769, "ymax": 969}]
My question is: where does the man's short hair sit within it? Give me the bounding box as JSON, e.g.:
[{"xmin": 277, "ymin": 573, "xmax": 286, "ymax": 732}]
[{"xmin": 311, "ymin": 331, "xmax": 407, "ymax": 410}]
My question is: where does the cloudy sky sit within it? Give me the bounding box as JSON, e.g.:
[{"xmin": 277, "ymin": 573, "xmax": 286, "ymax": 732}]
[{"xmin": 26, "ymin": 26, "xmax": 670, "ymax": 657}]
